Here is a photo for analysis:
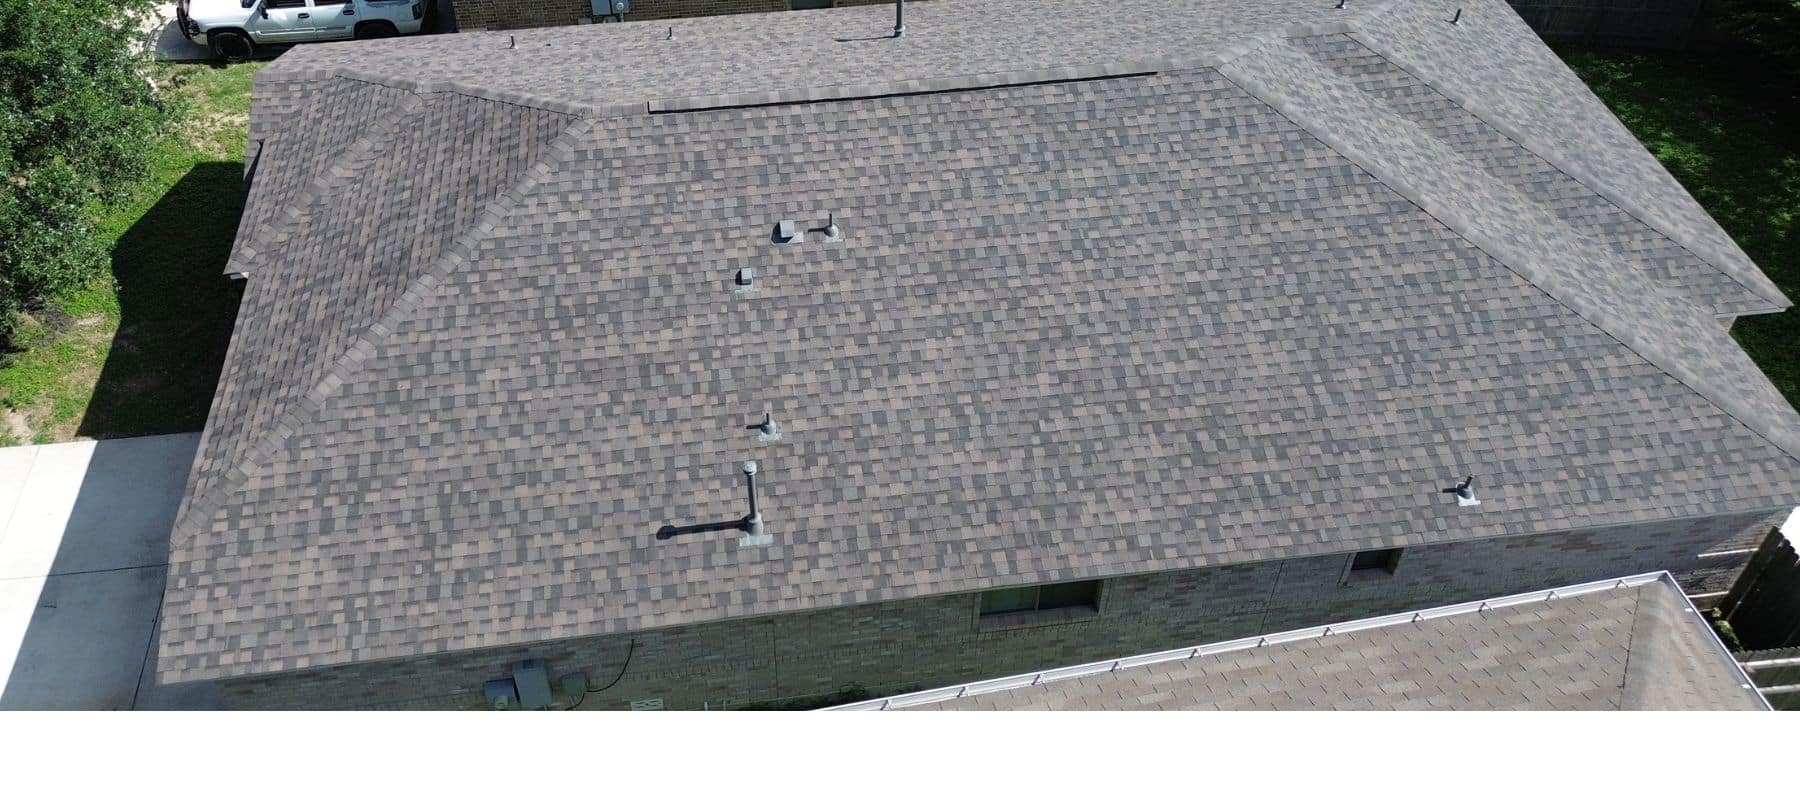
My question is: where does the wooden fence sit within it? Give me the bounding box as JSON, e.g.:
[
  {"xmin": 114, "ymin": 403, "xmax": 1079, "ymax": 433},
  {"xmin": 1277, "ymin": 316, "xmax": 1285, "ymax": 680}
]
[
  {"xmin": 1737, "ymin": 646, "xmax": 1800, "ymax": 710},
  {"xmin": 1721, "ymin": 527, "xmax": 1800, "ymax": 651}
]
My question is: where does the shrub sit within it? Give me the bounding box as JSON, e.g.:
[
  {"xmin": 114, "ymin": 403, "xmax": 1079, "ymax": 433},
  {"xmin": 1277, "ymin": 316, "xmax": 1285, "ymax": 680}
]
[{"xmin": 0, "ymin": 0, "xmax": 171, "ymax": 344}]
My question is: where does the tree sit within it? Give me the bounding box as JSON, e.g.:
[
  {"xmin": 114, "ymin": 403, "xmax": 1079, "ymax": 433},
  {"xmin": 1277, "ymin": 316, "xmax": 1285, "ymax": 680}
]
[
  {"xmin": 0, "ymin": 0, "xmax": 172, "ymax": 344},
  {"xmin": 1711, "ymin": 0, "xmax": 1800, "ymax": 77}
]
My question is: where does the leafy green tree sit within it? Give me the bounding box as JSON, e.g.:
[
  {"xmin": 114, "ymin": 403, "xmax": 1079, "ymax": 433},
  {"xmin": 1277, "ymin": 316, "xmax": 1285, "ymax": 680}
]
[
  {"xmin": 1711, "ymin": 0, "xmax": 1800, "ymax": 76},
  {"xmin": 0, "ymin": 0, "xmax": 171, "ymax": 343}
]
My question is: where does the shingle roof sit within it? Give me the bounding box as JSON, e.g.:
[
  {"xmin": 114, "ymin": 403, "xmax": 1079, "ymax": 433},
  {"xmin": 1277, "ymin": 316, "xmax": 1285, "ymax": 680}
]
[
  {"xmin": 840, "ymin": 574, "xmax": 1768, "ymax": 710},
  {"xmin": 159, "ymin": 0, "xmax": 1800, "ymax": 683}
]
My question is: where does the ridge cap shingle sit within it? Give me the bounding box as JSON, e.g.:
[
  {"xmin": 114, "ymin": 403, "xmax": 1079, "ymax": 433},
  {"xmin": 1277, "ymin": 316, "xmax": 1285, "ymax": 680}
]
[
  {"xmin": 172, "ymin": 114, "xmax": 595, "ymax": 549},
  {"xmin": 1216, "ymin": 35, "xmax": 1800, "ymax": 463},
  {"xmin": 1354, "ymin": 0, "xmax": 1789, "ymax": 312}
]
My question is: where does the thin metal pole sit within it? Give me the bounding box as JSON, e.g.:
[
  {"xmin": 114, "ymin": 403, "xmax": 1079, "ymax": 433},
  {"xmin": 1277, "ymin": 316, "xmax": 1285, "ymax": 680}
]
[
  {"xmin": 894, "ymin": 0, "xmax": 905, "ymax": 38},
  {"xmin": 744, "ymin": 462, "xmax": 759, "ymax": 519}
]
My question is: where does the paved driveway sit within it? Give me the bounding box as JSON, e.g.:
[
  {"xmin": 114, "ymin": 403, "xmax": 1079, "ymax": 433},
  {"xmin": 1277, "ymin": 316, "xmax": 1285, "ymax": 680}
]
[{"xmin": 0, "ymin": 434, "xmax": 219, "ymax": 710}]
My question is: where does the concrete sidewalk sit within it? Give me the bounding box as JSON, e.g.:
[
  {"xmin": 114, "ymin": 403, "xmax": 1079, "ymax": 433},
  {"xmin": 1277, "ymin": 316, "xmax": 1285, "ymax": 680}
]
[{"xmin": 0, "ymin": 434, "xmax": 219, "ymax": 710}]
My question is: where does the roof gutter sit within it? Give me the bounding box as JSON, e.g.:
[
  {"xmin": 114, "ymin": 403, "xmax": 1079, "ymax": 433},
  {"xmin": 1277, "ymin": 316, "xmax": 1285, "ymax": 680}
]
[{"xmin": 824, "ymin": 571, "xmax": 1769, "ymax": 710}]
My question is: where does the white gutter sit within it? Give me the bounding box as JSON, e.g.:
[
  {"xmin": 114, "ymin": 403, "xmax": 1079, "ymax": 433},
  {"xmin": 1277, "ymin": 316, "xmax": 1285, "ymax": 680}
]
[{"xmin": 827, "ymin": 571, "xmax": 1770, "ymax": 710}]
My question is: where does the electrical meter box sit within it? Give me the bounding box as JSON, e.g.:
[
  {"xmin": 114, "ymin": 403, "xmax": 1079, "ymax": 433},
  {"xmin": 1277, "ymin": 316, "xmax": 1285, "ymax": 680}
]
[
  {"xmin": 590, "ymin": 0, "xmax": 630, "ymax": 15},
  {"xmin": 513, "ymin": 659, "xmax": 554, "ymax": 710},
  {"xmin": 484, "ymin": 679, "xmax": 519, "ymax": 711}
]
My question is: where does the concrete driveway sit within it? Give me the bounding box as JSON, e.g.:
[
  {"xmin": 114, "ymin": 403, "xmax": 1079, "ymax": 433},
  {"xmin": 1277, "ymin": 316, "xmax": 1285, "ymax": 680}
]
[{"xmin": 0, "ymin": 434, "xmax": 219, "ymax": 710}]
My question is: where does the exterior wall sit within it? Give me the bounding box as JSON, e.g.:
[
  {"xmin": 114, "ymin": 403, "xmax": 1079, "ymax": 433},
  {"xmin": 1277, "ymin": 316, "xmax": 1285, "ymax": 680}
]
[
  {"xmin": 216, "ymin": 508, "xmax": 1783, "ymax": 709},
  {"xmin": 452, "ymin": 0, "xmax": 908, "ymax": 32}
]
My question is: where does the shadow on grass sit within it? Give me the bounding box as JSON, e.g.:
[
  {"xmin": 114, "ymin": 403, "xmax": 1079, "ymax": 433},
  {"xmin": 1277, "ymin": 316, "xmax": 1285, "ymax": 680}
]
[
  {"xmin": 77, "ymin": 162, "xmax": 244, "ymax": 439},
  {"xmin": 1558, "ymin": 46, "xmax": 1800, "ymax": 405}
]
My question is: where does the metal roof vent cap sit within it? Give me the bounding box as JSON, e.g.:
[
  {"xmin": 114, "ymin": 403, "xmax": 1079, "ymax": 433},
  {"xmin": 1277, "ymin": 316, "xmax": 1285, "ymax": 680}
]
[
  {"xmin": 747, "ymin": 411, "xmax": 781, "ymax": 442},
  {"xmin": 736, "ymin": 266, "xmax": 756, "ymax": 290},
  {"xmin": 773, "ymin": 219, "xmax": 803, "ymax": 245},
  {"xmin": 1442, "ymin": 475, "xmax": 1479, "ymax": 507}
]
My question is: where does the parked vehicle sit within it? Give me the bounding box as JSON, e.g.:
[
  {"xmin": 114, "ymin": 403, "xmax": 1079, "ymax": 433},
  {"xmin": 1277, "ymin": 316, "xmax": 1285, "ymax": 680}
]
[{"xmin": 177, "ymin": 0, "xmax": 427, "ymax": 60}]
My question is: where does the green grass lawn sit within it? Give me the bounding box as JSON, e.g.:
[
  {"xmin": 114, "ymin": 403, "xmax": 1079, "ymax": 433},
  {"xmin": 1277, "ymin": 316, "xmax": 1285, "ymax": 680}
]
[
  {"xmin": 1559, "ymin": 46, "xmax": 1800, "ymax": 406},
  {"xmin": 0, "ymin": 61, "xmax": 260, "ymax": 445}
]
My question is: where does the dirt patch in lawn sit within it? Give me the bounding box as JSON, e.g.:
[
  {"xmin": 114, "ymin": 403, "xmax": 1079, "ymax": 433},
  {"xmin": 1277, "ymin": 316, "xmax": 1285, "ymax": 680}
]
[{"xmin": 2, "ymin": 409, "xmax": 29, "ymax": 445}]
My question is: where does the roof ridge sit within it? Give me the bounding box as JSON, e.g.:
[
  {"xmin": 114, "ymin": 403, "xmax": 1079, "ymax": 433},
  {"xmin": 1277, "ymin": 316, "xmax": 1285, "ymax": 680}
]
[
  {"xmin": 1613, "ymin": 582, "xmax": 1648, "ymax": 710},
  {"xmin": 171, "ymin": 115, "xmax": 597, "ymax": 548},
  {"xmin": 274, "ymin": 7, "xmax": 1402, "ymax": 119},
  {"xmin": 1214, "ymin": 37, "xmax": 1800, "ymax": 463},
  {"xmin": 1353, "ymin": 0, "xmax": 1785, "ymax": 311},
  {"xmin": 1341, "ymin": 26, "xmax": 1790, "ymax": 315},
  {"xmin": 227, "ymin": 83, "xmax": 432, "ymax": 276},
  {"xmin": 329, "ymin": 67, "xmax": 624, "ymax": 119}
]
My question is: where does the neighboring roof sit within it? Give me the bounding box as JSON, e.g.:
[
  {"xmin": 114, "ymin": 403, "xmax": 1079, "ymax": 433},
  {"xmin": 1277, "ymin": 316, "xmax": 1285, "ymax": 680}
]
[
  {"xmin": 833, "ymin": 573, "xmax": 1770, "ymax": 710},
  {"xmin": 159, "ymin": 0, "xmax": 1800, "ymax": 683}
]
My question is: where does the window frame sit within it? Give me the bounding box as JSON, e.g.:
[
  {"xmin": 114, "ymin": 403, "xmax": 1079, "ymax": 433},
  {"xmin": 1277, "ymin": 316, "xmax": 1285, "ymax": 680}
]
[
  {"xmin": 1342, "ymin": 547, "xmax": 1404, "ymax": 583},
  {"xmin": 974, "ymin": 579, "xmax": 1103, "ymax": 631}
]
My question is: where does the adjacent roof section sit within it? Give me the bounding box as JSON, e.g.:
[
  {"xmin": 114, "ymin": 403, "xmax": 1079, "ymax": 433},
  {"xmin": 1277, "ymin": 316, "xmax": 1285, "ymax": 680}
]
[
  {"xmin": 162, "ymin": 0, "xmax": 1800, "ymax": 683},
  {"xmin": 834, "ymin": 573, "xmax": 1769, "ymax": 710}
]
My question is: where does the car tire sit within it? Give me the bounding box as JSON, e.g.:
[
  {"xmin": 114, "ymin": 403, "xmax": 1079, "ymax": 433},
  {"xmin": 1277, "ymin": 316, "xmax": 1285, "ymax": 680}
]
[
  {"xmin": 354, "ymin": 21, "xmax": 399, "ymax": 39},
  {"xmin": 209, "ymin": 30, "xmax": 255, "ymax": 62}
]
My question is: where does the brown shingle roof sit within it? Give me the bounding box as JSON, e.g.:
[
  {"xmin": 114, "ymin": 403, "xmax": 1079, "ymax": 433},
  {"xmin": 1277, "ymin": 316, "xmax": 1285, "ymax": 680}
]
[
  {"xmin": 848, "ymin": 574, "xmax": 1766, "ymax": 710},
  {"xmin": 159, "ymin": 0, "xmax": 1799, "ymax": 683}
]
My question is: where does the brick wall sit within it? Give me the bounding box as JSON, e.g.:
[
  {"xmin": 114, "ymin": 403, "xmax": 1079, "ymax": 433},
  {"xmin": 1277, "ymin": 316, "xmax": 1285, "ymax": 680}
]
[
  {"xmin": 214, "ymin": 508, "xmax": 1783, "ymax": 709},
  {"xmin": 452, "ymin": 0, "xmax": 908, "ymax": 32}
]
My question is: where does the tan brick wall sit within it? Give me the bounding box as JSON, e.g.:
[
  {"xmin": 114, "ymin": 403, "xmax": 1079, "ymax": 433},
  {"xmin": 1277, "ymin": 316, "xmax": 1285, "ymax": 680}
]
[
  {"xmin": 215, "ymin": 508, "xmax": 1783, "ymax": 709},
  {"xmin": 453, "ymin": 0, "xmax": 917, "ymax": 32}
]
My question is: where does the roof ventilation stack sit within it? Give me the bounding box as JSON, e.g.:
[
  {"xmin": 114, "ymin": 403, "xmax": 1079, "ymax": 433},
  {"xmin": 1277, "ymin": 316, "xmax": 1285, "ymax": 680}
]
[
  {"xmin": 1442, "ymin": 476, "xmax": 1480, "ymax": 507},
  {"xmin": 747, "ymin": 411, "xmax": 782, "ymax": 442},
  {"xmin": 740, "ymin": 461, "xmax": 771, "ymax": 545}
]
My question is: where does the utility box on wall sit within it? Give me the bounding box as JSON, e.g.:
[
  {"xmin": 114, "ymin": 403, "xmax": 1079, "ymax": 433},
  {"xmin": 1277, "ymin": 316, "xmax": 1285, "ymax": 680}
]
[
  {"xmin": 590, "ymin": 0, "xmax": 630, "ymax": 16},
  {"xmin": 513, "ymin": 659, "xmax": 555, "ymax": 710}
]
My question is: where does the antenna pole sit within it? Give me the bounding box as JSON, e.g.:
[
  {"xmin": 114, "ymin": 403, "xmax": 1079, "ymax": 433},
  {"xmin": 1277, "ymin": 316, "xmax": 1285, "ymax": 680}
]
[{"xmin": 894, "ymin": 0, "xmax": 905, "ymax": 38}]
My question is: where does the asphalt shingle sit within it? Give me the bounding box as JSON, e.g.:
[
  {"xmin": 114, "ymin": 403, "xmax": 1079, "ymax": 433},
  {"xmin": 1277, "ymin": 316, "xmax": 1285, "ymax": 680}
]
[
  {"xmin": 158, "ymin": 0, "xmax": 1800, "ymax": 683},
  {"xmin": 894, "ymin": 577, "xmax": 1762, "ymax": 710}
]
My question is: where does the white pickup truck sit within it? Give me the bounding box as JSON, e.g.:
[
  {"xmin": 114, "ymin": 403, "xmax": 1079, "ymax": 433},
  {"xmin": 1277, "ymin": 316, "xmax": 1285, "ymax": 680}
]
[{"xmin": 177, "ymin": 0, "xmax": 427, "ymax": 60}]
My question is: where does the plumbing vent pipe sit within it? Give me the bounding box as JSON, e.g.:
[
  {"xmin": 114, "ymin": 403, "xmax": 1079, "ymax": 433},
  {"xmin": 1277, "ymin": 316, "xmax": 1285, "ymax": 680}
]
[{"xmin": 740, "ymin": 461, "xmax": 771, "ymax": 545}]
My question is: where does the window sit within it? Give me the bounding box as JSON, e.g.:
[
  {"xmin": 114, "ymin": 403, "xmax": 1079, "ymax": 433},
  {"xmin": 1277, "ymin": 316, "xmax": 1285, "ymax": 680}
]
[
  {"xmin": 978, "ymin": 580, "xmax": 1101, "ymax": 617},
  {"xmin": 1349, "ymin": 547, "xmax": 1403, "ymax": 575},
  {"xmin": 264, "ymin": 0, "xmax": 307, "ymax": 8},
  {"xmin": 791, "ymin": 0, "xmax": 836, "ymax": 8}
]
